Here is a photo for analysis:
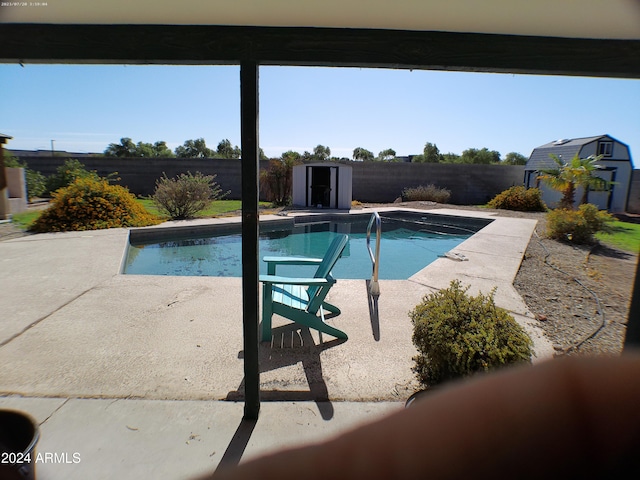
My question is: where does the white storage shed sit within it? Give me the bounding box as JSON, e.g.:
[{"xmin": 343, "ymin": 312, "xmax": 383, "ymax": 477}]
[{"xmin": 292, "ymin": 163, "xmax": 352, "ymax": 210}]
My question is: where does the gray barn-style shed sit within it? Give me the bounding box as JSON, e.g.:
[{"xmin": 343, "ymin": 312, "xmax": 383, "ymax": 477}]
[{"xmin": 524, "ymin": 135, "xmax": 633, "ymax": 212}]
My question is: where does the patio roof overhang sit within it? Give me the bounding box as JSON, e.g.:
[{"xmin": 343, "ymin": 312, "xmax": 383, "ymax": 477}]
[
  {"xmin": 1, "ymin": 1, "xmax": 639, "ymax": 421},
  {"xmin": 2, "ymin": 0, "xmax": 639, "ymax": 39}
]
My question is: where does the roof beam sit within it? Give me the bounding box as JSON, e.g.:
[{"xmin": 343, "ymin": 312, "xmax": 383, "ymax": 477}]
[{"xmin": 1, "ymin": 24, "xmax": 639, "ymax": 78}]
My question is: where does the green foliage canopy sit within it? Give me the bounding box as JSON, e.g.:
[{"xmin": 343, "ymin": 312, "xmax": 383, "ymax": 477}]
[
  {"xmin": 104, "ymin": 137, "xmax": 175, "ymax": 158},
  {"xmin": 352, "ymin": 147, "xmax": 374, "ymax": 162}
]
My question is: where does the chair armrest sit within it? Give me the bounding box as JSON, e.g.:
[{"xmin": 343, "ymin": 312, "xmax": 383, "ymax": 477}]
[
  {"xmin": 262, "ymin": 256, "xmax": 323, "ymax": 266},
  {"xmin": 259, "ymin": 275, "xmax": 332, "ymax": 286}
]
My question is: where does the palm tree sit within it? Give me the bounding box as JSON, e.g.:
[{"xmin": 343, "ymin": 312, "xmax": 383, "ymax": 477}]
[
  {"xmin": 575, "ymin": 155, "xmax": 608, "ymax": 205},
  {"xmin": 538, "ymin": 154, "xmax": 605, "ymax": 209}
]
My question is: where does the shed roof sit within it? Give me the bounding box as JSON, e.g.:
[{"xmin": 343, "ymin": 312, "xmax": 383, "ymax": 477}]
[{"xmin": 525, "ymin": 134, "xmax": 626, "ymax": 171}]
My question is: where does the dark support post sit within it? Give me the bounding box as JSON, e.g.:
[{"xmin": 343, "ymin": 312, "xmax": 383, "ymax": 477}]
[{"xmin": 240, "ymin": 61, "xmax": 260, "ymax": 420}]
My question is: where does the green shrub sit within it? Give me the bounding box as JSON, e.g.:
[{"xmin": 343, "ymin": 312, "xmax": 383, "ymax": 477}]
[
  {"xmin": 259, "ymin": 158, "xmax": 296, "ymax": 206},
  {"xmin": 152, "ymin": 171, "xmax": 228, "ymax": 220},
  {"xmin": 45, "ymin": 159, "xmax": 100, "ymax": 195},
  {"xmin": 410, "ymin": 280, "xmax": 533, "ymax": 387},
  {"xmin": 25, "ymin": 169, "xmax": 47, "ymax": 199},
  {"xmin": 547, "ymin": 203, "xmax": 615, "ymax": 244},
  {"xmin": 402, "ymin": 184, "xmax": 451, "ymax": 203},
  {"xmin": 30, "ymin": 177, "xmax": 160, "ymax": 232},
  {"xmin": 487, "ymin": 186, "xmax": 547, "ymax": 212}
]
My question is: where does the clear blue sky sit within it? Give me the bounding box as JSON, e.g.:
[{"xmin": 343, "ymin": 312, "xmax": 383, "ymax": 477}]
[{"xmin": 2, "ymin": 64, "xmax": 638, "ymax": 166}]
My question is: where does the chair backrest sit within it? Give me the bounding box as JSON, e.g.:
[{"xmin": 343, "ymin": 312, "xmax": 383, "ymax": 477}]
[{"xmin": 306, "ymin": 234, "xmax": 349, "ymax": 310}]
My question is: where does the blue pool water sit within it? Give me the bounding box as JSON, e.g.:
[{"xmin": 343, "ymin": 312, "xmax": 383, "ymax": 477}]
[{"xmin": 122, "ymin": 213, "xmax": 492, "ymax": 280}]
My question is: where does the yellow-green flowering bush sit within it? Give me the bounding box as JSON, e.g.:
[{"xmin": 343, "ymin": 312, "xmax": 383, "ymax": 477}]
[
  {"xmin": 546, "ymin": 203, "xmax": 614, "ymax": 244},
  {"xmin": 487, "ymin": 186, "xmax": 547, "ymax": 212},
  {"xmin": 30, "ymin": 177, "xmax": 160, "ymax": 232}
]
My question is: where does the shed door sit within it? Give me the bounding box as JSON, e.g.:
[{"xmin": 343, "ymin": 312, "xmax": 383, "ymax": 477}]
[{"xmin": 586, "ymin": 169, "xmax": 615, "ymax": 210}]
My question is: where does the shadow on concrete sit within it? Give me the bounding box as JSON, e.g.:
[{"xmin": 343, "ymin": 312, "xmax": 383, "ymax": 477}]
[
  {"xmin": 226, "ymin": 324, "xmax": 346, "ymax": 421},
  {"xmin": 366, "ymin": 279, "xmax": 381, "ymax": 341},
  {"xmin": 214, "ymin": 417, "xmax": 257, "ymax": 474}
]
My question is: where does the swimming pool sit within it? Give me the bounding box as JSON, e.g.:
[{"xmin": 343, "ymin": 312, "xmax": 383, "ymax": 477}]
[{"xmin": 122, "ymin": 211, "xmax": 493, "ymax": 280}]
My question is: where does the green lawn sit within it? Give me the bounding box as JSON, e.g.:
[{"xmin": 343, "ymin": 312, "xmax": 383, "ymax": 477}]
[
  {"xmin": 136, "ymin": 199, "xmax": 273, "ymax": 219},
  {"xmin": 596, "ymin": 220, "xmax": 640, "ymax": 253},
  {"xmin": 9, "ymin": 210, "xmax": 41, "ymax": 230}
]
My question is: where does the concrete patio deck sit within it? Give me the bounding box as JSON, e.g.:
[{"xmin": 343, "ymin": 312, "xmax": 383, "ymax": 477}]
[{"xmin": 0, "ymin": 207, "xmax": 553, "ymax": 479}]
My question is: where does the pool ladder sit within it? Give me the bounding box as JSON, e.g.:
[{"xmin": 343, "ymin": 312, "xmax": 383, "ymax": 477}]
[{"xmin": 366, "ymin": 212, "xmax": 381, "ymax": 296}]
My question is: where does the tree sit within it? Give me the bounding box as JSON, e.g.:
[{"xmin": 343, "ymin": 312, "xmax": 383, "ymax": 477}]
[
  {"xmin": 104, "ymin": 138, "xmax": 174, "ymax": 157},
  {"xmin": 574, "ymin": 155, "xmax": 609, "ymax": 205},
  {"xmin": 538, "ymin": 154, "xmax": 606, "ymax": 209},
  {"xmin": 175, "ymin": 138, "xmax": 214, "ymax": 158},
  {"xmin": 260, "ymin": 151, "xmax": 301, "ymax": 205},
  {"xmin": 313, "ymin": 145, "xmax": 331, "ymax": 162},
  {"xmin": 133, "ymin": 141, "xmax": 174, "ymax": 157},
  {"xmin": 216, "ymin": 139, "xmax": 241, "ymax": 159},
  {"xmin": 377, "ymin": 148, "xmax": 397, "ymax": 161},
  {"xmin": 150, "ymin": 141, "xmax": 175, "ymax": 157},
  {"xmin": 281, "ymin": 150, "xmax": 302, "ymax": 163},
  {"xmin": 353, "ymin": 147, "xmax": 374, "ymax": 162},
  {"xmin": 441, "ymin": 152, "xmax": 461, "ymax": 163},
  {"xmin": 412, "ymin": 142, "xmax": 442, "ymax": 163},
  {"xmin": 423, "ymin": 142, "xmax": 442, "ymax": 163},
  {"xmin": 104, "ymin": 137, "xmax": 137, "ymax": 157},
  {"xmin": 503, "ymin": 152, "xmax": 528, "ymax": 165},
  {"xmin": 460, "ymin": 147, "xmax": 501, "ymax": 164}
]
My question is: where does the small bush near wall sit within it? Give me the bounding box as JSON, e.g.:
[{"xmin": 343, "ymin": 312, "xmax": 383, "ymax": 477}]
[
  {"xmin": 30, "ymin": 178, "xmax": 160, "ymax": 232},
  {"xmin": 410, "ymin": 280, "xmax": 533, "ymax": 387},
  {"xmin": 259, "ymin": 158, "xmax": 296, "ymax": 206},
  {"xmin": 546, "ymin": 203, "xmax": 614, "ymax": 244},
  {"xmin": 152, "ymin": 171, "xmax": 228, "ymax": 220},
  {"xmin": 44, "ymin": 159, "xmax": 103, "ymax": 195},
  {"xmin": 487, "ymin": 186, "xmax": 547, "ymax": 212},
  {"xmin": 402, "ymin": 184, "xmax": 451, "ymax": 203}
]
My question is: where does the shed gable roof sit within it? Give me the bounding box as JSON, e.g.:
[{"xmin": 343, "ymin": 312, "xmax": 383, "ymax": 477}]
[{"xmin": 525, "ymin": 134, "xmax": 625, "ymax": 171}]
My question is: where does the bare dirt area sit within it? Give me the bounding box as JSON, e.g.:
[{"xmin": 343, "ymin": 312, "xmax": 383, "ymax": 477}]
[
  {"xmin": 513, "ymin": 224, "xmax": 636, "ymax": 356},
  {"xmin": 2, "ymin": 202, "xmax": 637, "ymax": 357}
]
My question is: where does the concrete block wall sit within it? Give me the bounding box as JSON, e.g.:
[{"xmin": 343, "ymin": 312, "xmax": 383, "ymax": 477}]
[
  {"xmin": 19, "ymin": 156, "xmax": 531, "ymax": 206},
  {"xmin": 17, "ymin": 157, "xmax": 269, "ymax": 199},
  {"xmin": 349, "ymin": 162, "xmax": 525, "ymax": 204},
  {"xmin": 627, "ymin": 169, "xmax": 640, "ymax": 214}
]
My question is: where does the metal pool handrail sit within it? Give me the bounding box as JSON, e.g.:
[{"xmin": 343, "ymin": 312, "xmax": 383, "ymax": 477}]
[{"xmin": 366, "ymin": 211, "xmax": 381, "ymax": 296}]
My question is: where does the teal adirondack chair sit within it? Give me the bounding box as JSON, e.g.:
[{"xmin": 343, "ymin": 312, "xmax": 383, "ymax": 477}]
[{"xmin": 260, "ymin": 234, "xmax": 349, "ymax": 341}]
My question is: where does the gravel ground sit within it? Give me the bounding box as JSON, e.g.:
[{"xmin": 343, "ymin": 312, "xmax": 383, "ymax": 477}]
[{"xmin": 2, "ymin": 203, "xmax": 637, "ymax": 356}]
